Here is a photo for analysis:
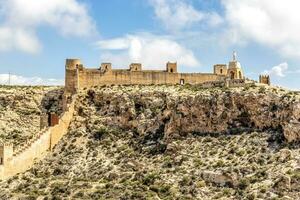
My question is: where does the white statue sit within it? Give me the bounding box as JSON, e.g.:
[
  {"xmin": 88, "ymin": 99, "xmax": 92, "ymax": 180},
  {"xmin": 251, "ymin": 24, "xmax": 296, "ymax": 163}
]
[{"xmin": 233, "ymin": 51, "xmax": 237, "ymax": 61}]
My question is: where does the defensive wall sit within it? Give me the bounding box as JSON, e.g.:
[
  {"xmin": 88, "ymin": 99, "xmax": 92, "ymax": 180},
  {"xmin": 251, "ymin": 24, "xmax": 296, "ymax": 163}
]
[
  {"xmin": 65, "ymin": 59, "xmax": 230, "ymax": 94},
  {"xmin": 0, "ymin": 96, "xmax": 76, "ymax": 180},
  {"xmin": 64, "ymin": 52, "xmax": 272, "ymax": 95},
  {"xmin": 78, "ymin": 69, "xmax": 224, "ymax": 88}
]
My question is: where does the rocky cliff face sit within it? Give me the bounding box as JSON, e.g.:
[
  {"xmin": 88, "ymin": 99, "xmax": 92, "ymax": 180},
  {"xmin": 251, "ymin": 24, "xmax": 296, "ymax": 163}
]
[
  {"xmin": 79, "ymin": 85, "xmax": 300, "ymax": 143},
  {"xmin": 0, "ymin": 85, "xmax": 299, "ymax": 199}
]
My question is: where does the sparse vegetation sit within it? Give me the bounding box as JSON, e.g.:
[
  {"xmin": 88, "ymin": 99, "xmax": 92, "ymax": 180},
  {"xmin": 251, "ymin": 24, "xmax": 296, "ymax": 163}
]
[
  {"xmin": 0, "ymin": 86, "xmax": 63, "ymax": 146},
  {"xmin": 0, "ymin": 85, "xmax": 299, "ymax": 199}
]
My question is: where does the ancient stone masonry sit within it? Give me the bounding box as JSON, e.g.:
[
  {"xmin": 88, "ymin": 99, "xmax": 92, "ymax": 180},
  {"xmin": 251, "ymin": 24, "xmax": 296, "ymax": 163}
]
[
  {"xmin": 65, "ymin": 52, "xmax": 261, "ymax": 94},
  {"xmin": 0, "ymin": 96, "xmax": 76, "ymax": 180},
  {"xmin": 259, "ymin": 75, "xmax": 271, "ymax": 85}
]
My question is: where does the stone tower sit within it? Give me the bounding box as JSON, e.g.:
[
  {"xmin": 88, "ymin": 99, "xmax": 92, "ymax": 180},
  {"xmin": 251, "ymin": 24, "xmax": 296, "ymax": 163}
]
[
  {"xmin": 166, "ymin": 62, "xmax": 177, "ymax": 73},
  {"xmin": 214, "ymin": 64, "xmax": 228, "ymax": 76},
  {"xmin": 227, "ymin": 51, "xmax": 244, "ymax": 80},
  {"xmin": 259, "ymin": 75, "xmax": 271, "ymax": 85},
  {"xmin": 65, "ymin": 59, "xmax": 81, "ymax": 95}
]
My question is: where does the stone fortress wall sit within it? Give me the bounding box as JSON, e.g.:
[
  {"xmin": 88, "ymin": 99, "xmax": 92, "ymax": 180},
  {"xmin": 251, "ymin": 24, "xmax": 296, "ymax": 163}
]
[
  {"xmin": 65, "ymin": 60, "xmax": 226, "ymax": 95},
  {"xmin": 0, "ymin": 96, "xmax": 76, "ymax": 180},
  {"xmin": 65, "ymin": 52, "xmax": 252, "ymax": 95}
]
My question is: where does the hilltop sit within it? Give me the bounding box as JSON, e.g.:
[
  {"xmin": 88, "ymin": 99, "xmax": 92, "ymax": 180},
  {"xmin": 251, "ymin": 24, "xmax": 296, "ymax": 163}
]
[{"xmin": 0, "ymin": 85, "xmax": 299, "ymax": 199}]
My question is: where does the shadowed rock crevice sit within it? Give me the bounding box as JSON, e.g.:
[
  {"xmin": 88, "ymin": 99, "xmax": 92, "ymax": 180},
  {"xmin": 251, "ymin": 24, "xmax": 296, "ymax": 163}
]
[{"xmin": 41, "ymin": 88, "xmax": 64, "ymax": 115}]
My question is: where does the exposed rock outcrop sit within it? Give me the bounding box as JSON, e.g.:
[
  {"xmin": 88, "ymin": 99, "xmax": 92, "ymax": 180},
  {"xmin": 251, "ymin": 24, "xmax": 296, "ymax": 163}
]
[
  {"xmin": 283, "ymin": 122, "xmax": 300, "ymax": 143},
  {"xmin": 78, "ymin": 85, "xmax": 300, "ymax": 143}
]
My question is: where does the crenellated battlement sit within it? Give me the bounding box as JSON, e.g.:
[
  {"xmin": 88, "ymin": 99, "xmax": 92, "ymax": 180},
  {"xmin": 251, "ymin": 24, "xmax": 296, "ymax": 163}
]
[
  {"xmin": 64, "ymin": 52, "xmax": 253, "ymax": 94},
  {"xmin": 259, "ymin": 75, "xmax": 271, "ymax": 85}
]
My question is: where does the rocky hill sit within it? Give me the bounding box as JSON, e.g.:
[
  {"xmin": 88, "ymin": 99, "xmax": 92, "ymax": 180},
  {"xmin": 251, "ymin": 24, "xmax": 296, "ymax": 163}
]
[
  {"xmin": 0, "ymin": 86, "xmax": 63, "ymax": 147},
  {"xmin": 0, "ymin": 85, "xmax": 299, "ymax": 199}
]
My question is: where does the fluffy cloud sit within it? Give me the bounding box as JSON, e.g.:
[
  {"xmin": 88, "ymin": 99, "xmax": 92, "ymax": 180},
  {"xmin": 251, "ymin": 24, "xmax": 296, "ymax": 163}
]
[
  {"xmin": 0, "ymin": 74, "xmax": 63, "ymax": 86},
  {"xmin": 0, "ymin": 0, "xmax": 96, "ymax": 53},
  {"xmin": 149, "ymin": 0, "xmax": 223, "ymax": 32},
  {"xmin": 222, "ymin": 0, "xmax": 300, "ymax": 58},
  {"xmin": 96, "ymin": 33, "xmax": 200, "ymax": 69},
  {"xmin": 264, "ymin": 63, "xmax": 289, "ymax": 77}
]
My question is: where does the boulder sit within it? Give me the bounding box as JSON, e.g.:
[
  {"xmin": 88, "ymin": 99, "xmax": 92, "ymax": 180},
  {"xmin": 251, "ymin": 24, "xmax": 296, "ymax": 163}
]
[
  {"xmin": 277, "ymin": 149, "xmax": 293, "ymax": 162},
  {"xmin": 201, "ymin": 171, "xmax": 238, "ymax": 187},
  {"xmin": 283, "ymin": 122, "xmax": 300, "ymax": 143}
]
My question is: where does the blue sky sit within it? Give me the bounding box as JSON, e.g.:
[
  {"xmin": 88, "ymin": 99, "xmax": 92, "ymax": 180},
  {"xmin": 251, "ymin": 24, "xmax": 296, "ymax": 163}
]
[{"xmin": 0, "ymin": 0, "xmax": 299, "ymax": 89}]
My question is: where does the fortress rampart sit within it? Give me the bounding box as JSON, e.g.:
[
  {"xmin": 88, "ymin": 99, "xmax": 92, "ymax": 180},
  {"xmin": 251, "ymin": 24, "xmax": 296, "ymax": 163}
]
[
  {"xmin": 77, "ymin": 68, "xmax": 224, "ymax": 88},
  {"xmin": 0, "ymin": 96, "xmax": 76, "ymax": 180},
  {"xmin": 64, "ymin": 54, "xmax": 247, "ymax": 94},
  {"xmin": 64, "ymin": 52, "xmax": 271, "ymax": 95}
]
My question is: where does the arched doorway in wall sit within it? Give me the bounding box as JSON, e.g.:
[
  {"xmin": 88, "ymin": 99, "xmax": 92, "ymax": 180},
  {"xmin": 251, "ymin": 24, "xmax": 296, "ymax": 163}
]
[
  {"xmin": 170, "ymin": 69, "xmax": 173, "ymax": 73},
  {"xmin": 230, "ymin": 71, "xmax": 235, "ymax": 79},
  {"xmin": 239, "ymin": 71, "xmax": 242, "ymax": 79},
  {"xmin": 180, "ymin": 79, "xmax": 185, "ymax": 85}
]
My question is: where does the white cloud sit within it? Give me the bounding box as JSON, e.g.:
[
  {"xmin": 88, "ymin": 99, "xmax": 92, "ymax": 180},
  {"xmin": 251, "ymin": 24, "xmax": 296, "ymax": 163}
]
[
  {"xmin": 222, "ymin": 0, "xmax": 300, "ymax": 58},
  {"xmin": 149, "ymin": 0, "xmax": 223, "ymax": 32},
  {"xmin": 0, "ymin": 0, "xmax": 96, "ymax": 53},
  {"xmin": 264, "ymin": 63, "xmax": 289, "ymax": 77},
  {"xmin": 206, "ymin": 12, "xmax": 224, "ymax": 27},
  {"xmin": 0, "ymin": 27, "xmax": 41, "ymax": 53},
  {"xmin": 96, "ymin": 33, "xmax": 200, "ymax": 69},
  {"xmin": 0, "ymin": 74, "xmax": 63, "ymax": 86}
]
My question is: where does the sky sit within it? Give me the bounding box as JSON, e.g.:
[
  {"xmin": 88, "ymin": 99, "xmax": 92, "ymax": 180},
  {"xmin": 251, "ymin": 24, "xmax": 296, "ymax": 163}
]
[{"xmin": 0, "ymin": 0, "xmax": 299, "ymax": 90}]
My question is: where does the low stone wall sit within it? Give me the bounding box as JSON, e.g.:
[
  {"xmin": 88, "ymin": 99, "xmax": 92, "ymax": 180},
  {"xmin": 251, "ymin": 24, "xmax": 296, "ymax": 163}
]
[{"xmin": 0, "ymin": 96, "xmax": 76, "ymax": 180}]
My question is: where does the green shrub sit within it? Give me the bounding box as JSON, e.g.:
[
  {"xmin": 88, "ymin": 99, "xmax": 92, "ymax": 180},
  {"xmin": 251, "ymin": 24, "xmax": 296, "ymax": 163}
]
[
  {"xmin": 238, "ymin": 178, "xmax": 250, "ymax": 190},
  {"xmin": 143, "ymin": 173, "xmax": 159, "ymax": 186}
]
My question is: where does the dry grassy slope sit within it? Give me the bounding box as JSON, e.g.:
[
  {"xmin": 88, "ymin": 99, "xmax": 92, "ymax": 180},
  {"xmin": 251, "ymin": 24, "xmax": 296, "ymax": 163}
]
[
  {"xmin": 0, "ymin": 85, "xmax": 300, "ymax": 200},
  {"xmin": 0, "ymin": 86, "xmax": 63, "ymax": 147}
]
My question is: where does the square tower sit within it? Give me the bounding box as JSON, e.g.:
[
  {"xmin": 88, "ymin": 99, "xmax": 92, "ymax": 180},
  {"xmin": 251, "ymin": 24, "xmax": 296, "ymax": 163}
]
[
  {"xmin": 259, "ymin": 75, "xmax": 270, "ymax": 85},
  {"xmin": 129, "ymin": 63, "xmax": 142, "ymax": 71},
  {"xmin": 100, "ymin": 63, "xmax": 112, "ymax": 73},
  {"xmin": 214, "ymin": 64, "xmax": 228, "ymax": 75},
  {"xmin": 166, "ymin": 62, "xmax": 177, "ymax": 73}
]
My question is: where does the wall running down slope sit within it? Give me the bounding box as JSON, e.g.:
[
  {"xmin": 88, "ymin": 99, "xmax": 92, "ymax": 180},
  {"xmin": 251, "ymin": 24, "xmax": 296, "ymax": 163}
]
[{"xmin": 0, "ymin": 96, "xmax": 76, "ymax": 180}]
